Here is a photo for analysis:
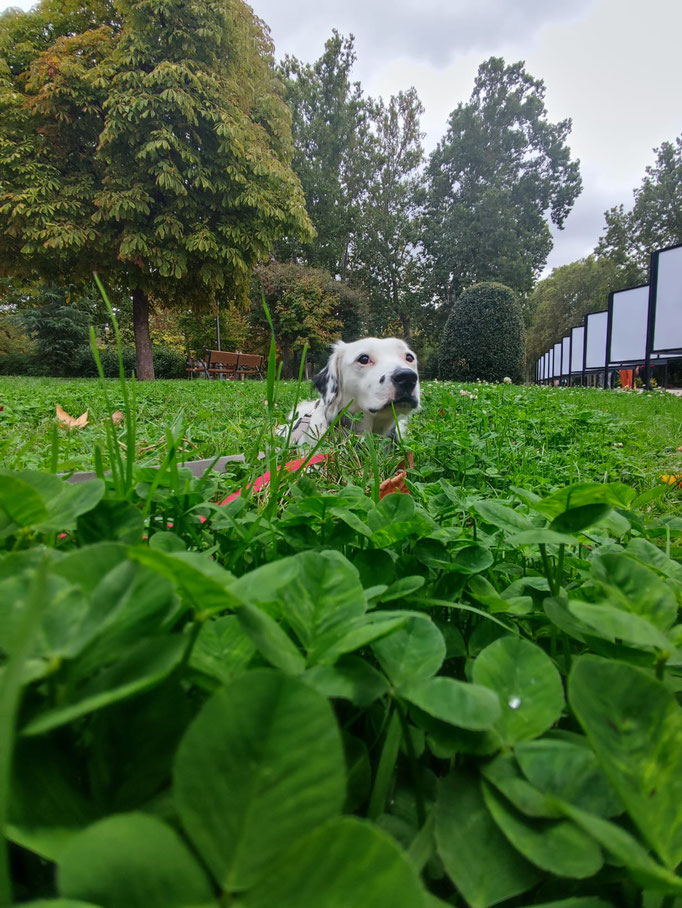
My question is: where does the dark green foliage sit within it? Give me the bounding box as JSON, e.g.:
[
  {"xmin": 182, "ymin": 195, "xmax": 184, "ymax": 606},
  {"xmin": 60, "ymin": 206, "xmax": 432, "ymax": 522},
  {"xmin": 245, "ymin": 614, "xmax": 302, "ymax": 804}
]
[
  {"xmin": 439, "ymin": 282, "xmax": 525, "ymax": 382},
  {"xmin": 16, "ymin": 286, "xmax": 101, "ymax": 377},
  {"xmin": 0, "ymin": 341, "xmax": 185, "ymax": 379},
  {"xmin": 147, "ymin": 346, "xmax": 187, "ymax": 380},
  {"xmin": 0, "ymin": 344, "xmax": 186, "ymax": 379},
  {"xmin": 75, "ymin": 345, "xmax": 186, "ymax": 379},
  {"xmin": 0, "ymin": 280, "xmax": 107, "ymax": 376}
]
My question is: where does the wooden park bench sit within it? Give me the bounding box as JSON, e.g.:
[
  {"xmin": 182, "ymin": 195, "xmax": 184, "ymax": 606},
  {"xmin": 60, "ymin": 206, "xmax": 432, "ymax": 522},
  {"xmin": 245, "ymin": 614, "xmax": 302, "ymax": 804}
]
[
  {"xmin": 186, "ymin": 356, "xmax": 209, "ymax": 379},
  {"xmin": 235, "ymin": 352, "xmax": 264, "ymax": 380},
  {"xmin": 202, "ymin": 350, "xmax": 265, "ymax": 380},
  {"xmin": 206, "ymin": 350, "xmax": 239, "ymax": 379}
]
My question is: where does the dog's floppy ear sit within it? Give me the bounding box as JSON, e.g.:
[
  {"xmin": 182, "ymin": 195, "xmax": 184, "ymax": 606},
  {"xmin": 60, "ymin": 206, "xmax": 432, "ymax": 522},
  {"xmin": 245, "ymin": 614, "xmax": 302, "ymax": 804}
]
[{"xmin": 313, "ymin": 341, "xmax": 344, "ymax": 422}]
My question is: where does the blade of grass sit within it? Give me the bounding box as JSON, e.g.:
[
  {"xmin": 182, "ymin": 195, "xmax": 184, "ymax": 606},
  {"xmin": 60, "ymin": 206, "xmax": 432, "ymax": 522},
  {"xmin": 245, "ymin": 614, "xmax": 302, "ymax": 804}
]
[
  {"xmin": 89, "ymin": 326, "xmax": 124, "ymax": 494},
  {"xmin": 266, "ymin": 343, "xmax": 310, "ymax": 517},
  {"xmin": 414, "ymin": 597, "xmax": 520, "ymax": 635},
  {"xmin": 281, "ymin": 341, "xmax": 309, "ymax": 452},
  {"xmin": 93, "ymin": 445, "xmax": 105, "ymax": 481},
  {"xmin": 93, "ymin": 273, "xmax": 137, "ymax": 492},
  {"xmin": 0, "ymin": 558, "xmax": 49, "ymax": 907},
  {"xmin": 367, "ymin": 707, "xmax": 401, "ymax": 820},
  {"xmin": 49, "ymin": 423, "xmax": 59, "ymax": 474},
  {"xmin": 365, "ymin": 431, "xmax": 381, "ymax": 504}
]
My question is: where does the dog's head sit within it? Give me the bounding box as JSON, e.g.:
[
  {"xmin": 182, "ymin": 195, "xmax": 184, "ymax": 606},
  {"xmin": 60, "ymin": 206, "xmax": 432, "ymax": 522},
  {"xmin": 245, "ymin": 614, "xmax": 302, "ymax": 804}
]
[{"xmin": 313, "ymin": 337, "xmax": 420, "ymax": 432}]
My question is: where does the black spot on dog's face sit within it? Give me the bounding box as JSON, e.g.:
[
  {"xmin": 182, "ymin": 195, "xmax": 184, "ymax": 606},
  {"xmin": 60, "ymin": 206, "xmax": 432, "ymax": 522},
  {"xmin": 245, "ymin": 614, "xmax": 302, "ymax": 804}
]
[
  {"xmin": 313, "ymin": 366, "xmax": 329, "ymax": 398},
  {"xmin": 313, "ymin": 365, "xmax": 338, "ymax": 403}
]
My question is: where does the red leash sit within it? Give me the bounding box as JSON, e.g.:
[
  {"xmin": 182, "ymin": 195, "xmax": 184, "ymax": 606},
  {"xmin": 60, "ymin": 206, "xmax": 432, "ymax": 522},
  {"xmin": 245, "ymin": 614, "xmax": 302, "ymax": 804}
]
[{"xmin": 218, "ymin": 453, "xmax": 329, "ymax": 506}]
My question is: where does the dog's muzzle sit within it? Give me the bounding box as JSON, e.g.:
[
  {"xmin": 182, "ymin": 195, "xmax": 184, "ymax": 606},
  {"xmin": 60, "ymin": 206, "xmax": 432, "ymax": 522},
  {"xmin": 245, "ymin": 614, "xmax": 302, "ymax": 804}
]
[{"xmin": 369, "ymin": 368, "xmax": 419, "ymax": 412}]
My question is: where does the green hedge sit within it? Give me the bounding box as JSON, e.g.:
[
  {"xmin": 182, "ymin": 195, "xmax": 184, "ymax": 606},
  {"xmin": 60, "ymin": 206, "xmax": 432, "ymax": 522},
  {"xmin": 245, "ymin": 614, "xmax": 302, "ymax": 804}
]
[
  {"xmin": 0, "ymin": 344, "xmax": 187, "ymax": 379},
  {"xmin": 439, "ymin": 282, "xmax": 526, "ymax": 383}
]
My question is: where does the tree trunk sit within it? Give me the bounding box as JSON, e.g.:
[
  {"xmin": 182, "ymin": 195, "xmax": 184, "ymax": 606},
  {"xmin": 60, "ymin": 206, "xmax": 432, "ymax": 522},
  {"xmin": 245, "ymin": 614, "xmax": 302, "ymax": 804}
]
[
  {"xmin": 132, "ymin": 287, "xmax": 155, "ymax": 381},
  {"xmin": 282, "ymin": 345, "xmax": 297, "ymax": 379},
  {"xmin": 392, "ymin": 273, "xmax": 412, "ymax": 343},
  {"xmin": 399, "ymin": 314, "xmax": 411, "ymax": 344}
]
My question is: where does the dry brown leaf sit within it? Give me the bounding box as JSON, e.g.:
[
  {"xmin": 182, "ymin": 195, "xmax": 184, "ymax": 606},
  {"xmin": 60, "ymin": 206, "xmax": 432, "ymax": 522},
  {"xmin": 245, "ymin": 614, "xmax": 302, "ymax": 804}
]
[
  {"xmin": 378, "ymin": 471, "xmax": 410, "ymax": 500},
  {"xmin": 56, "ymin": 403, "xmax": 89, "ymax": 429},
  {"xmin": 110, "ymin": 410, "xmax": 124, "ymax": 425}
]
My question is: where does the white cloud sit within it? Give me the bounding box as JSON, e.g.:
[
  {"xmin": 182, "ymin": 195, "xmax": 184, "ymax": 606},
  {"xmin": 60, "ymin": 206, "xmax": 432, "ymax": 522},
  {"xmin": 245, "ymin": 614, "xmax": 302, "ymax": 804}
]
[{"xmin": 256, "ymin": 0, "xmax": 593, "ymax": 67}]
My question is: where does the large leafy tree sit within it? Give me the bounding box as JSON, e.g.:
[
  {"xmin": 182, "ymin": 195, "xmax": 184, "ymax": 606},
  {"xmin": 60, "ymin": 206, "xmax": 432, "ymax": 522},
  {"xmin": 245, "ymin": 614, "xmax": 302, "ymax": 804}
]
[
  {"xmin": 525, "ymin": 256, "xmax": 622, "ymax": 365},
  {"xmin": 277, "ymin": 31, "xmax": 373, "ymax": 280},
  {"xmin": 0, "ymin": 0, "xmax": 312, "ymax": 379},
  {"xmin": 596, "ymin": 135, "xmax": 682, "ymax": 277},
  {"xmin": 352, "ymin": 88, "xmax": 427, "ymax": 342},
  {"xmin": 425, "ymin": 57, "xmax": 582, "ymax": 303}
]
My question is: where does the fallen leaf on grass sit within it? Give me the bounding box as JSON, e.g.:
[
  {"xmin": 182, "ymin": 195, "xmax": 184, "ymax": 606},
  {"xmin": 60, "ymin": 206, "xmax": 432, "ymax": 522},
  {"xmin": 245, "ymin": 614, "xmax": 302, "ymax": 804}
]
[
  {"xmin": 56, "ymin": 404, "xmax": 88, "ymax": 429},
  {"xmin": 377, "ymin": 452, "xmax": 415, "ymax": 500},
  {"xmin": 378, "ymin": 470, "xmax": 410, "ymax": 499},
  {"xmin": 110, "ymin": 410, "xmax": 124, "ymax": 425}
]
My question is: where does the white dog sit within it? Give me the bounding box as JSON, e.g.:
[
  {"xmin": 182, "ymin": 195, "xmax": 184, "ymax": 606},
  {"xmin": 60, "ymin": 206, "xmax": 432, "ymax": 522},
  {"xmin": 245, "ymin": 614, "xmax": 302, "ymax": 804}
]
[{"xmin": 284, "ymin": 337, "xmax": 420, "ymax": 446}]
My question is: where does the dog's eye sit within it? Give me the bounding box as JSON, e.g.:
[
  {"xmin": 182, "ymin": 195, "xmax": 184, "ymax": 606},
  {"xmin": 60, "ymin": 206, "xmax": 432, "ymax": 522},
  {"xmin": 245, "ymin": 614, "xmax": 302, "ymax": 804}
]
[
  {"xmin": 356, "ymin": 354, "xmax": 370, "ymax": 365},
  {"xmin": 405, "ymin": 353, "xmax": 415, "ymax": 363}
]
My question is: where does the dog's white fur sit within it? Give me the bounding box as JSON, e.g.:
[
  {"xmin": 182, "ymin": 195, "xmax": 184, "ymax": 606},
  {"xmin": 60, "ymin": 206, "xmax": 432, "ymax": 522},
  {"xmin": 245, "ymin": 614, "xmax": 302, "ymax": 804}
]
[{"xmin": 285, "ymin": 337, "xmax": 420, "ymax": 446}]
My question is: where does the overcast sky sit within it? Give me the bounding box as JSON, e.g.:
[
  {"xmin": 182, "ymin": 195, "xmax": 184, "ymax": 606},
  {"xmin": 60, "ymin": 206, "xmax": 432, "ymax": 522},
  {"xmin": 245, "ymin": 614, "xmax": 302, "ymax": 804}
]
[
  {"xmin": 249, "ymin": 0, "xmax": 682, "ymax": 275},
  {"xmin": 3, "ymin": 0, "xmax": 681, "ymax": 277}
]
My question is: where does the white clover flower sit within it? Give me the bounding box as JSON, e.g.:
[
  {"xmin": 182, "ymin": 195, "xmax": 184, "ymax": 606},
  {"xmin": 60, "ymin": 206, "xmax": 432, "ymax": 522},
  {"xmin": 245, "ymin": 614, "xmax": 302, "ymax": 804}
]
[{"xmin": 503, "ymin": 376, "xmax": 512, "ymax": 384}]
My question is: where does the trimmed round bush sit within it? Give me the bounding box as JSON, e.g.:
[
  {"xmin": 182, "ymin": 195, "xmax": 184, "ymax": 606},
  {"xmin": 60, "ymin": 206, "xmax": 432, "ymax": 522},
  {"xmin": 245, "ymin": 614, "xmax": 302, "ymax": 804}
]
[{"xmin": 438, "ymin": 282, "xmax": 525, "ymax": 383}]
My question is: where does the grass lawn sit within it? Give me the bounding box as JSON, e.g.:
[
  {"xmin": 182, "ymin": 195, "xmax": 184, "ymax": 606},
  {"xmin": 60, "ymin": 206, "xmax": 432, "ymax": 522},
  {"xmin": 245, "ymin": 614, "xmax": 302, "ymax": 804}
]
[{"xmin": 1, "ymin": 375, "xmax": 681, "ymax": 510}]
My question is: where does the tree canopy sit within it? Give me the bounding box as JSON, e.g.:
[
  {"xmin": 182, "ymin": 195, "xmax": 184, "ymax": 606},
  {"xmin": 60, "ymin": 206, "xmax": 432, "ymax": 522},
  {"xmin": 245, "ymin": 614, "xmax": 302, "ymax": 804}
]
[
  {"xmin": 425, "ymin": 57, "xmax": 582, "ymax": 303},
  {"xmin": 277, "ymin": 31, "xmax": 369, "ymax": 280},
  {"xmin": 0, "ymin": 0, "xmax": 312, "ymax": 378},
  {"xmin": 1, "ymin": 12, "xmax": 594, "ymax": 378},
  {"xmin": 352, "ymin": 89, "xmax": 426, "ymax": 342},
  {"xmin": 278, "ymin": 36, "xmax": 435, "ymax": 345},
  {"xmin": 596, "ymin": 135, "xmax": 682, "ymax": 278}
]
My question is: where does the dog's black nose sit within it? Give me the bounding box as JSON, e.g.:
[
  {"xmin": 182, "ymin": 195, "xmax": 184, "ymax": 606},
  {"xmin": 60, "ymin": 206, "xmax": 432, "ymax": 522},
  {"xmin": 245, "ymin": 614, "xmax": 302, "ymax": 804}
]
[{"xmin": 391, "ymin": 368, "xmax": 418, "ymax": 393}]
